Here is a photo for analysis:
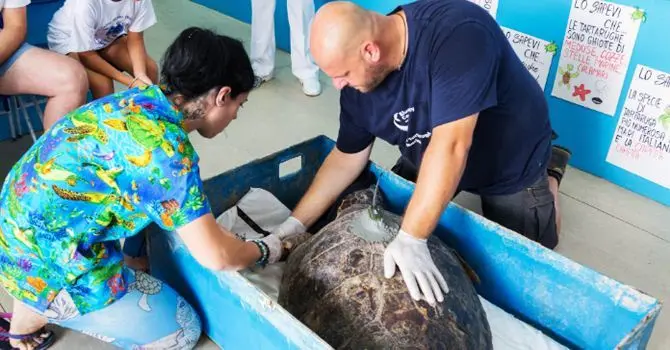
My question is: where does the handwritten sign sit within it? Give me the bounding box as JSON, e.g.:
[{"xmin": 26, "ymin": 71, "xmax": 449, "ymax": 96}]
[
  {"xmin": 501, "ymin": 26, "xmax": 557, "ymax": 90},
  {"xmin": 551, "ymin": 0, "xmax": 645, "ymax": 116},
  {"xmin": 468, "ymin": 0, "xmax": 498, "ymax": 18},
  {"xmin": 606, "ymin": 65, "xmax": 670, "ymax": 189}
]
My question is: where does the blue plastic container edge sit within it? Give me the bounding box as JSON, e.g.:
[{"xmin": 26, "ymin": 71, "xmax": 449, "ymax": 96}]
[
  {"xmin": 149, "ymin": 134, "xmax": 662, "ymax": 349},
  {"xmin": 147, "ymin": 227, "xmax": 334, "ymax": 350},
  {"xmin": 307, "ymin": 135, "xmax": 662, "ymax": 348},
  {"xmin": 616, "ymin": 301, "xmax": 663, "ymax": 349},
  {"xmin": 362, "ymin": 152, "xmax": 662, "ymax": 349},
  {"xmin": 175, "ymin": 244, "xmax": 334, "ymax": 349}
]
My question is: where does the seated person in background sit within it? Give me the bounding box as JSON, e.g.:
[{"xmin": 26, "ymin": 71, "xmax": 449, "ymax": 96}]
[
  {"xmin": 47, "ymin": 0, "xmax": 158, "ymax": 99},
  {"xmin": 0, "ymin": 27, "xmax": 292, "ymax": 350},
  {"xmin": 0, "ymin": 0, "xmax": 88, "ymax": 130}
]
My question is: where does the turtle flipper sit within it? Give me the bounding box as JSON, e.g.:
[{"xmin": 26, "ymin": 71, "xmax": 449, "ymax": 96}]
[
  {"xmin": 63, "ymin": 125, "xmax": 96, "ymax": 136},
  {"xmin": 160, "ymin": 141, "xmax": 175, "ymax": 157},
  {"xmin": 51, "ymin": 184, "xmax": 111, "ymax": 204},
  {"xmin": 0, "ymin": 228, "xmax": 9, "ymax": 250},
  {"xmin": 450, "ymin": 248, "xmax": 481, "ymax": 285},
  {"xmin": 126, "ymin": 150, "xmax": 152, "ymax": 167},
  {"xmin": 103, "ymin": 119, "xmax": 128, "ymax": 131},
  {"xmin": 94, "ymin": 130, "xmax": 109, "ymax": 144}
]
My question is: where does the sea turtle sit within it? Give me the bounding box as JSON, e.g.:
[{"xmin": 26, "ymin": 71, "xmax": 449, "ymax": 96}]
[
  {"xmin": 51, "ymin": 184, "xmax": 135, "ymax": 212},
  {"xmin": 103, "ymin": 114, "xmax": 175, "ymax": 167},
  {"xmin": 128, "ymin": 270, "xmax": 163, "ymax": 312},
  {"xmin": 544, "ymin": 41, "xmax": 558, "ymax": 54},
  {"xmin": 81, "ymin": 161, "xmax": 124, "ymax": 194},
  {"xmin": 278, "ymin": 186, "xmax": 492, "ymax": 349},
  {"xmin": 558, "ymin": 64, "xmax": 579, "ymax": 89},
  {"xmin": 33, "ymin": 153, "xmax": 80, "ymax": 186},
  {"xmin": 63, "ymin": 110, "xmax": 109, "ymax": 144},
  {"xmin": 631, "ymin": 7, "xmax": 647, "ymax": 22}
]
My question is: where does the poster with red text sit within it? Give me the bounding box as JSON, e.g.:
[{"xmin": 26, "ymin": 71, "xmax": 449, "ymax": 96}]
[
  {"xmin": 551, "ymin": 0, "xmax": 645, "ymax": 116},
  {"xmin": 606, "ymin": 64, "xmax": 670, "ymax": 189}
]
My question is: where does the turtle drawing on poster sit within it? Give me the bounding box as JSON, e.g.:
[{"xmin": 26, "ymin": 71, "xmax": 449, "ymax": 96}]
[
  {"xmin": 468, "ymin": 0, "xmax": 498, "ymax": 18},
  {"xmin": 551, "ymin": 0, "xmax": 645, "ymax": 116},
  {"xmin": 501, "ymin": 26, "xmax": 557, "ymax": 91},
  {"xmin": 606, "ymin": 65, "xmax": 670, "ymax": 189}
]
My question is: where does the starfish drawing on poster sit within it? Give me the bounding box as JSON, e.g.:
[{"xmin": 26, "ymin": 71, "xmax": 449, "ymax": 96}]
[
  {"xmin": 468, "ymin": 0, "xmax": 498, "ymax": 18},
  {"xmin": 606, "ymin": 64, "xmax": 670, "ymax": 189},
  {"xmin": 501, "ymin": 26, "xmax": 557, "ymax": 91},
  {"xmin": 551, "ymin": 0, "xmax": 645, "ymax": 116}
]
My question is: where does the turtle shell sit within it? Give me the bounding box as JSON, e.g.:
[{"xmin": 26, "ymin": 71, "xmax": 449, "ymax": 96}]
[{"xmin": 278, "ymin": 187, "xmax": 493, "ymax": 349}]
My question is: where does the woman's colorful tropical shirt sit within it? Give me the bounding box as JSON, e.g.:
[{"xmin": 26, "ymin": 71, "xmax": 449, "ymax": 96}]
[{"xmin": 0, "ymin": 85, "xmax": 211, "ymax": 315}]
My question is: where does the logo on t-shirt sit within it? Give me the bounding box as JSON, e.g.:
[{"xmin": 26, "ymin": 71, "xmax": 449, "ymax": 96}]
[
  {"xmin": 95, "ymin": 16, "xmax": 132, "ymax": 48},
  {"xmin": 406, "ymin": 132, "xmax": 432, "ymax": 147},
  {"xmin": 392, "ymin": 106, "xmax": 415, "ymax": 132}
]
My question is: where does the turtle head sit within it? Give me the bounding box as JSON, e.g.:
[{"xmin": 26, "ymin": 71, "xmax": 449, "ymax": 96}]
[{"xmin": 279, "ymin": 232, "xmax": 313, "ymax": 262}]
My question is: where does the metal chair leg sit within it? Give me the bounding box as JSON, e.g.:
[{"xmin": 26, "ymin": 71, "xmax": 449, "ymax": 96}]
[
  {"xmin": 8, "ymin": 96, "xmax": 22, "ymax": 140},
  {"xmin": 2, "ymin": 97, "xmax": 17, "ymax": 140},
  {"xmin": 30, "ymin": 95, "xmax": 45, "ymax": 130},
  {"xmin": 16, "ymin": 96, "xmax": 37, "ymax": 142},
  {"xmin": 9, "ymin": 96, "xmax": 23, "ymax": 138}
]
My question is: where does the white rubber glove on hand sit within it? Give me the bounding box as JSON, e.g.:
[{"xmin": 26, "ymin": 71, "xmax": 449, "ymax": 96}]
[
  {"xmin": 383, "ymin": 229, "xmax": 450, "ymax": 305},
  {"xmin": 257, "ymin": 216, "xmax": 306, "ymax": 265},
  {"xmin": 260, "ymin": 234, "xmax": 283, "ymax": 264},
  {"xmin": 273, "ymin": 216, "xmax": 306, "ymax": 239}
]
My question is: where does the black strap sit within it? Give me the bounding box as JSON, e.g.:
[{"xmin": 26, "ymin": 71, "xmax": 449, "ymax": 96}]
[{"xmin": 236, "ymin": 207, "xmax": 271, "ymax": 237}]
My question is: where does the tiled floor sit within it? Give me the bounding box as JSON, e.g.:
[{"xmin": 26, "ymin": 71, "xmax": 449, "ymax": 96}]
[{"xmin": 0, "ymin": 0, "xmax": 668, "ymax": 349}]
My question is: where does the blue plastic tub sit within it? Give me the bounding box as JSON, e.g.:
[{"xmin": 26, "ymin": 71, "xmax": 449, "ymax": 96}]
[{"xmin": 147, "ymin": 135, "xmax": 662, "ymax": 349}]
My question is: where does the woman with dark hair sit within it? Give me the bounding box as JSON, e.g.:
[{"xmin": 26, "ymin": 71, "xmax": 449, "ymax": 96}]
[{"xmin": 0, "ymin": 27, "xmax": 292, "ymax": 350}]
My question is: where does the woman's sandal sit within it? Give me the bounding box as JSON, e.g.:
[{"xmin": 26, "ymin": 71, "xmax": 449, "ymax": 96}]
[{"xmin": 0, "ymin": 313, "xmax": 55, "ymax": 350}]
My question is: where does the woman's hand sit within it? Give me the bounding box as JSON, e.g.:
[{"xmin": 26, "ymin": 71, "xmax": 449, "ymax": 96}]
[
  {"xmin": 136, "ymin": 74, "xmax": 153, "ymax": 86},
  {"xmin": 177, "ymin": 214, "xmax": 263, "ymax": 271},
  {"xmin": 130, "ymin": 74, "xmax": 152, "ymax": 88},
  {"xmin": 127, "ymin": 31, "xmax": 153, "ymax": 88}
]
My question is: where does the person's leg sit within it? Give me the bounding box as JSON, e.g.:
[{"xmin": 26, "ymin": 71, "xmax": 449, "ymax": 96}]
[
  {"xmin": 45, "ymin": 269, "xmax": 202, "ymax": 349},
  {"xmin": 287, "ymin": 0, "xmax": 321, "ymax": 96},
  {"xmin": 98, "ymin": 36, "xmax": 158, "ymax": 85},
  {"xmin": 2, "ymin": 300, "xmax": 52, "ymax": 350},
  {"xmin": 547, "ymin": 145, "xmax": 571, "ymax": 235},
  {"xmin": 389, "ymin": 156, "xmax": 464, "ymax": 201},
  {"xmin": 480, "ymin": 173, "xmax": 559, "ymax": 249},
  {"xmin": 250, "ymin": 0, "xmax": 277, "ymax": 87},
  {"xmin": 123, "ymin": 233, "xmax": 149, "ymax": 272},
  {"xmin": 67, "ymin": 53, "xmax": 115, "ymax": 101},
  {"xmin": 0, "ymin": 43, "xmax": 88, "ymax": 131},
  {"xmin": 390, "ymin": 156, "xmax": 419, "ymax": 183},
  {"xmin": 147, "ymin": 56, "xmax": 159, "ymax": 85}
]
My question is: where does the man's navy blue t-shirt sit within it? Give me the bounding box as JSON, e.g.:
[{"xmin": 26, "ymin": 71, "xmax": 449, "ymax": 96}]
[{"xmin": 336, "ymin": 0, "xmax": 553, "ymax": 196}]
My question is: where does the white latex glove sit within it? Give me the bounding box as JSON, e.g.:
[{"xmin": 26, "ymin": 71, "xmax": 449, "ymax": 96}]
[
  {"xmin": 259, "ymin": 234, "xmax": 282, "ymax": 264},
  {"xmin": 383, "ymin": 229, "xmax": 449, "ymax": 305},
  {"xmin": 272, "ymin": 216, "xmax": 306, "ymax": 239}
]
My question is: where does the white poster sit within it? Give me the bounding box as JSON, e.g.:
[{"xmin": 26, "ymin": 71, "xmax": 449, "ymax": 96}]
[
  {"xmin": 501, "ymin": 26, "xmax": 557, "ymax": 91},
  {"xmin": 551, "ymin": 0, "xmax": 645, "ymax": 116},
  {"xmin": 606, "ymin": 64, "xmax": 670, "ymax": 189},
  {"xmin": 468, "ymin": 0, "xmax": 498, "ymax": 18}
]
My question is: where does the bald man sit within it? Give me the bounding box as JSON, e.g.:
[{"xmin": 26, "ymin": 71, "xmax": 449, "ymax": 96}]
[{"xmin": 271, "ymin": 0, "xmax": 572, "ymax": 305}]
